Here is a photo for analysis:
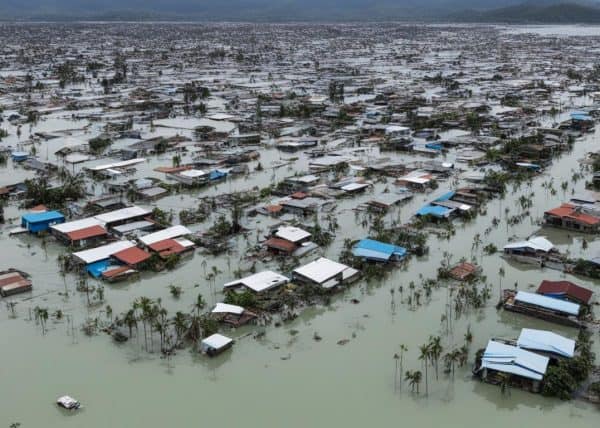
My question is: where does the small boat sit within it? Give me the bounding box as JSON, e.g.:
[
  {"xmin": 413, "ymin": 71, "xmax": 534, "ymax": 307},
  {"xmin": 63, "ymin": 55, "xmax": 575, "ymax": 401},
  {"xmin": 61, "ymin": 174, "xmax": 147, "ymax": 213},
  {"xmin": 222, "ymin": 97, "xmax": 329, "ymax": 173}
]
[{"xmin": 56, "ymin": 395, "xmax": 81, "ymax": 410}]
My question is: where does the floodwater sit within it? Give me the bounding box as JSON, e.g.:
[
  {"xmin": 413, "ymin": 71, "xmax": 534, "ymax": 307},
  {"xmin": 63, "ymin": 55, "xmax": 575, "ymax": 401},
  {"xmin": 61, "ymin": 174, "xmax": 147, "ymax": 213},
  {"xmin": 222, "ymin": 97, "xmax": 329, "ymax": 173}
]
[{"xmin": 1, "ymin": 25, "xmax": 600, "ymax": 428}]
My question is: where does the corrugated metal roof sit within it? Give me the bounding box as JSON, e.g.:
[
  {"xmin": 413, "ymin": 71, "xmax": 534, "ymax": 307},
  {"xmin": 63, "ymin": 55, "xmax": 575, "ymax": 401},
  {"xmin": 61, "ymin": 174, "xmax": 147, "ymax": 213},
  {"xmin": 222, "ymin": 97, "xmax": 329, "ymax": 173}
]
[
  {"xmin": 416, "ymin": 204, "xmax": 452, "ymax": 217},
  {"xmin": 201, "ymin": 333, "xmax": 233, "ymax": 351},
  {"xmin": 503, "ymin": 236, "xmax": 554, "ymax": 252},
  {"xmin": 94, "ymin": 206, "xmax": 151, "ymax": 225},
  {"xmin": 212, "ymin": 303, "xmax": 244, "ymax": 315},
  {"xmin": 139, "ymin": 225, "xmax": 191, "ymax": 246},
  {"xmin": 22, "ymin": 210, "xmax": 64, "ymax": 223},
  {"xmin": 66, "ymin": 225, "xmax": 107, "ymax": 241},
  {"xmin": 515, "ymin": 291, "xmax": 580, "ymax": 316},
  {"xmin": 293, "ymin": 257, "xmax": 351, "ymax": 284},
  {"xmin": 113, "ymin": 246, "xmax": 151, "ymax": 265},
  {"xmin": 352, "ymin": 239, "xmax": 406, "ymax": 262},
  {"xmin": 275, "ymin": 226, "xmax": 311, "ymax": 243},
  {"xmin": 481, "ymin": 340, "xmax": 549, "ymax": 381},
  {"xmin": 537, "ymin": 280, "xmax": 592, "ymax": 304},
  {"xmin": 51, "ymin": 217, "xmax": 103, "ymax": 234},
  {"xmin": 73, "ymin": 240, "xmax": 137, "ymax": 264},
  {"xmin": 517, "ymin": 328, "xmax": 575, "ymax": 358},
  {"xmin": 223, "ymin": 270, "xmax": 289, "ymax": 293}
]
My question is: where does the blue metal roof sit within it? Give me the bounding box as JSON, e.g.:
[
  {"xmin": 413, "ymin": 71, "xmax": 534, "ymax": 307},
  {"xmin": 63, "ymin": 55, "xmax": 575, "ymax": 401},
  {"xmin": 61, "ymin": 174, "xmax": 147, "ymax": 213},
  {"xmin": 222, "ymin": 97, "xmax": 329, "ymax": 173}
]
[
  {"xmin": 87, "ymin": 259, "xmax": 111, "ymax": 278},
  {"xmin": 571, "ymin": 112, "xmax": 592, "ymax": 121},
  {"xmin": 352, "ymin": 239, "xmax": 406, "ymax": 261},
  {"xmin": 21, "ymin": 210, "xmax": 65, "ymax": 223},
  {"xmin": 416, "ymin": 204, "xmax": 451, "ymax": 217},
  {"xmin": 515, "ymin": 291, "xmax": 580, "ymax": 316},
  {"xmin": 434, "ymin": 191, "xmax": 455, "ymax": 202}
]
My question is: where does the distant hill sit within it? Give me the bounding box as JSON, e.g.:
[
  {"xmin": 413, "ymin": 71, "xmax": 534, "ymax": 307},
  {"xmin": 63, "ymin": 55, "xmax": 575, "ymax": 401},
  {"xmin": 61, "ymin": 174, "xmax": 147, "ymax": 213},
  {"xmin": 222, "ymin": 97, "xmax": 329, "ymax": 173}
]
[
  {"xmin": 454, "ymin": 2, "xmax": 600, "ymax": 23},
  {"xmin": 0, "ymin": 0, "xmax": 550, "ymax": 21},
  {"xmin": 1, "ymin": 0, "xmax": 600, "ymax": 22}
]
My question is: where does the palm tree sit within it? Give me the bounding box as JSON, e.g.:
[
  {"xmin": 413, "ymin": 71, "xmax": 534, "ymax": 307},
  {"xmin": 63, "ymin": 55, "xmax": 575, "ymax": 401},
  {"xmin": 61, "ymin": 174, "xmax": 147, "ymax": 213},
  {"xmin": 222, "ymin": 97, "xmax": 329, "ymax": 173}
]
[
  {"xmin": 399, "ymin": 344, "xmax": 408, "ymax": 391},
  {"xmin": 443, "ymin": 349, "xmax": 461, "ymax": 380},
  {"xmin": 172, "ymin": 311, "xmax": 189, "ymax": 346},
  {"xmin": 393, "ymin": 353, "xmax": 400, "ymax": 392},
  {"xmin": 429, "ymin": 336, "xmax": 443, "ymax": 381},
  {"xmin": 418, "ymin": 344, "xmax": 431, "ymax": 396},
  {"xmin": 123, "ymin": 309, "xmax": 137, "ymax": 338},
  {"xmin": 194, "ymin": 293, "xmax": 206, "ymax": 317},
  {"xmin": 405, "ymin": 371, "xmax": 416, "ymax": 393},
  {"xmin": 412, "ymin": 370, "xmax": 422, "ymax": 394}
]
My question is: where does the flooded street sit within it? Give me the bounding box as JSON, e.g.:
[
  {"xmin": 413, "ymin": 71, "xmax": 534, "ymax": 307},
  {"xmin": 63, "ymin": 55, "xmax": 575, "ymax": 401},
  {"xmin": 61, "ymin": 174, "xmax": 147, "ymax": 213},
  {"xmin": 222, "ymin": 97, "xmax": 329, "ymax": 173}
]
[{"xmin": 0, "ymin": 23, "xmax": 599, "ymax": 427}]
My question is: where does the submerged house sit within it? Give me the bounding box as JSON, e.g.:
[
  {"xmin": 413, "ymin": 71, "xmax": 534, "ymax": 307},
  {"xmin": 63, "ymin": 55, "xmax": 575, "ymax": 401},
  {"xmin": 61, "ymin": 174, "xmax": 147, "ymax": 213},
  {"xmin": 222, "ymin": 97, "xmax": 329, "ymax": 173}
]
[
  {"xmin": 72, "ymin": 240, "xmax": 137, "ymax": 277},
  {"xmin": 544, "ymin": 203, "xmax": 600, "ymax": 233},
  {"xmin": 475, "ymin": 339, "xmax": 549, "ymax": 393},
  {"xmin": 502, "ymin": 290, "xmax": 582, "ymax": 328},
  {"xmin": 50, "ymin": 218, "xmax": 108, "ymax": 248},
  {"xmin": 170, "ymin": 169, "xmax": 226, "ymax": 186},
  {"xmin": 223, "ymin": 270, "xmax": 290, "ymax": 294},
  {"xmin": 211, "ymin": 303, "xmax": 257, "ymax": 327},
  {"xmin": 21, "ymin": 210, "xmax": 65, "ymax": 233},
  {"xmin": 94, "ymin": 206, "xmax": 152, "ymax": 230},
  {"xmin": 292, "ymin": 257, "xmax": 359, "ymax": 289},
  {"xmin": 264, "ymin": 225, "xmax": 317, "ymax": 257},
  {"xmin": 0, "ymin": 269, "xmax": 32, "ymax": 297},
  {"xmin": 537, "ymin": 280, "xmax": 592, "ymax": 306},
  {"xmin": 200, "ymin": 333, "xmax": 233, "ymax": 357},
  {"xmin": 516, "ymin": 328, "xmax": 575, "ymax": 360},
  {"xmin": 352, "ymin": 239, "xmax": 407, "ymax": 263},
  {"xmin": 502, "ymin": 237, "xmax": 558, "ymax": 266}
]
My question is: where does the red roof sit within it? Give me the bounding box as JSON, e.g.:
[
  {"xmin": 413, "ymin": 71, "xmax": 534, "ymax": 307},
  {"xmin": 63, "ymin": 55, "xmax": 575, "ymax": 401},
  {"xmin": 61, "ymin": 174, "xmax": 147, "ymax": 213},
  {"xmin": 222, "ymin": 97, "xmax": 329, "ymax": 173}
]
[
  {"xmin": 537, "ymin": 280, "xmax": 593, "ymax": 304},
  {"xmin": 0, "ymin": 272, "xmax": 30, "ymax": 287},
  {"xmin": 291, "ymin": 192, "xmax": 308, "ymax": 200},
  {"xmin": 149, "ymin": 239, "xmax": 186, "ymax": 253},
  {"xmin": 545, "ymin": 203, "xmax": 600, "ymax": 226},
  {"xmin": 449, "ymin": 262, "xmax": 478, "ymax": 280},
  {"xmin": 264, "ymin": 237, "xmax": 298, "ymax": 253},
  {"xmin": 113, "ymin": 246, "xmax": 151, "ymax": 265},
  {"xmin": 30, "ymin": 204, "xmax": 48, "ymax": 212},
  {"xmin": 102, "ymin": 266, "xmax": 136, "ymax": 279},
  {"xmin": 66, "ymin": 225, "xmax": 107, "ymax": 241}
]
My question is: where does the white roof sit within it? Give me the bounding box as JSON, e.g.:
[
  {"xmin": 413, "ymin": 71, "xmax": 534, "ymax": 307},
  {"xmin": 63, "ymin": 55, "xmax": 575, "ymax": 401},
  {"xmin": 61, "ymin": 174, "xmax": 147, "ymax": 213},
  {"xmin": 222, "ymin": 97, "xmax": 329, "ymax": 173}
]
[
  {"xmin": 341, "ymin": 182, "xmax": 370, "ymax": 192},
  {"xmin": 293, "ymin": 257, "xmax": 352, "ymax": 284},
  {"xmin": 51, "ymin": 217, "xmax": 103, "ymax": 234},
  {"xmin": 504, "ymin": 236, "xmax": 554, "ymax": 252},
  {"xmin": 515, "ymin": 291, "xmax": 580, "ymax": 316},
  {"xmin": 223, "ymin": 270, "xmax": 289, "ymax": 293},
  {"xmin": 173, "ymin": 238, "xmax": 195, "ymax": 248},
  {"xmin": 212, "ymin": 303, "xmax": 244, "ymax": 315},
  {"xmin": 201, "ymin": 333, "xmax": 233, "ymax": 350},
  {"xmin": 275, "ymin": 226, "xmax": 311, "ymax": 243},
  {"xmin": 89, "ymin": 158, "xmax": 145, "ymax": 171},
  {"xmin": 208, "ymin": 113, "xmax": 236, "ymax": 121},
  {"xmin": 481, "ymin": 340, "xmax": 549, "ymax": 381},
  {"xmin": 94, "ymin": 206, "xmax": 152, "ymax": 225},
  {"xmin": 139, "ymin": 225, "xmax": 191, "ymax": 246},
  {"xmin": 72, "ymin": 240, "xmax": 136, "ymax": 264},
  {"xmin": 179, "ymin": 169, "xmax": 208, "ymax": 178},
  {"xmin": 517, "ymin": 328, "xmax": 575, "ymax": 358},
  {"xmin": 56, "ymin": 396, "xmax": 78, "ymax": 406}
]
